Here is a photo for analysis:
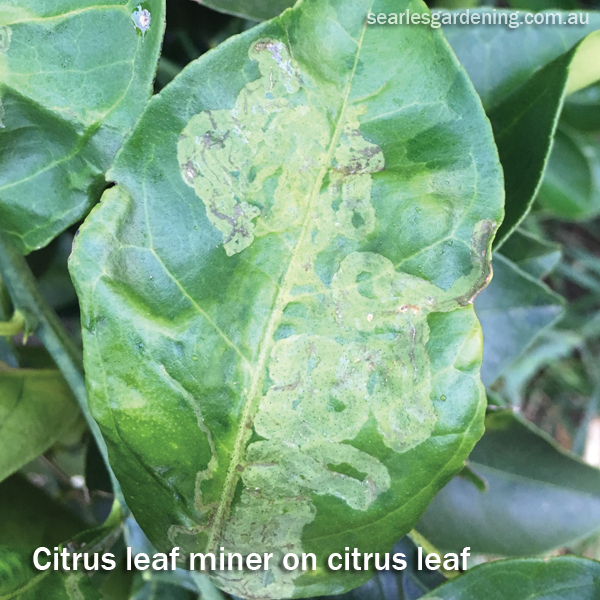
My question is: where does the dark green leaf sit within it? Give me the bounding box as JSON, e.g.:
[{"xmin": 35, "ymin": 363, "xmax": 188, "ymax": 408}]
[
  {"xmin": 94, "ymin": 560, "xmax": 135, "ymax": 600},
  {"xmin": 0, "ymin": 546, "xmax": 101, "ymax": 600},
  {"xmin": 499, "ymin": 229, "xmax": 561, "ymax": 279},
  {"xmin": 536, "ymin": 128, "xmax": 600, "ymax": 221},
  {"xmin": 418, "ymin": 410, "xmax": 600, "ymax": 556},
  {"xmin": 422, "ymin": 556, "xmax": 600, "ymax": 600},
  {"xmin": 0, "ymin": 474, "xmax": 86, "ymax": 551},
  {"xmin": 196, "ymin": 0, "xmax": 294, "ymax": 21},
  {"xmin": 130, "ymin": 580, "xmax": 199, "ymax": 600},
  {"xmin": 444, "ymin": 10, "xmax": 600, "ymax": 246},
  {"xmin": 443, "ymin": 12, "xmax": 600, "ymax": 111},
  {"xmin": 316, "ymin": 536, "xmax": 445, "ymax": 600},
  {"xmin": 507, "ymin": 0, "xmax": 578, "ymax": 10},
  {"xmin": 486, "ymin": 46, "xmax": 573, "ymax": 246},
  {"xmin": 70, "ymin": 0, "xmax": 504, "ymax": 597},
  {"xmin": 501, "ymin": 329, "xmax": 582, "ymax": 406},
  {"xmin": 35, "ymin": 234, "xmax": 79, "ymax": 312},
  {"xmin": 476, "ymin": 254, "xmax": 564, "ymax": 386},
  {"xmin": 562, "ymin": 82, "xmax": 600, "ymax": 132},
  {"xmin": 0, "ymin": 363, "xmax": 80, "ymax": 483},
  {"xmin": 0, "ymin": 0, "xmax": 166, "ymax": 255}
]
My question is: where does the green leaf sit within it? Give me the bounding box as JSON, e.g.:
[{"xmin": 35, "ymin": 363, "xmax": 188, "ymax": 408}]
[
  {"xmin": 567, "ymin": 30, "xmax": 600, "ymax": 95},
  {"xmin": 475, "ymin": 254, "xmax": 564, "ymax": 386},
  {"xmin": 536, "ymin": 127, "xmax": 600, "ymax": 220},
  {"xmin": 443, "ymin": 11, "xmax": 600, "ymax": 111},
  {"xmin": 422, "ymin": 556, "xmax": 600, "ymax": 599},
  {"xmin": 417, "ymin": 410, "xmax": 600, "ymax": 556},
  {"xmin": 501, "ymin": 329, "xmax": 582, "ymax": 406},
  {"xmin": 443, "ymin": 10, "xmax": 600, "ymax": 247},
  {"xmin": 69, "ymin": 0, "xmax": 503, "ymax": 597},
  {"xmin": 562, "ymin": 82, "xmax": 600, "ymax": 131},
  {"xmin": 195, "ymin": 0, "xmax": 295, "ymax": 20},
  {"xmin": 0, "ymin": 362, "xmax": 80, "ymax": 483},
  {"xmin": 499, "ymin": 229, "xmax": 561, "ymax": 279},
  {"xmin": 315, "ymin": 536, "xmax": 445, "ymax": 600},
  {"xmin": 95, "ymin": 560, "xmax": 135, "ymax": 600},
  {"xmin": 130, "ymin": 580, "xmax": 199, "ymax": 600},
  {"xmin": 0, "ymin": 546, "xmax": 102, "ymax": 600},
  {"xmin": 0, "ymin": 499, "xmax": 124, "ymax": 597},
  {"xmin": 0, "ymin": 474, "xmax": 86, "ymax": 550},
  {"xmin": 35, "ymin": 234, "xmax": 79, "ymax": 312},
  {"xmin": 507, "ymin": 0, "xmax": 578, "ymax": 10},
  {"xmin": 0, "ymin": 0, "xmax": 166, "ymax": 255}
]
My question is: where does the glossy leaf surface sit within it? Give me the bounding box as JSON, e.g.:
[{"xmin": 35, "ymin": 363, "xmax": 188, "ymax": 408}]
[
  {"xmin": 70, "ymin": 0, "xmax": 503, "ymax": 597},
  {"xmin": 0, "ymin": 363, "xmax": 80, "ymax": 483},
  {"xmin": 422, "ymin": 557, "xmax": 600, "ymax": 600},
  {"xmin": 475, "ymin": 254, "xmax": 564, "ymax": 386},
  {"xmin": 418, "ymin": 410, "xmax": 600, "ymax": 556},
  {"xmin": 0, "ymin": 0, "xmax": 166, "ymax": 254},
  {"xmin": 444, "ymin": 10, "xmax": 600, "ymax": 246}
]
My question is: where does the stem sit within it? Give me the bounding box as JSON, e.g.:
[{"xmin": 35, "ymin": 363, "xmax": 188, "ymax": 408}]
[{"xmin": 0, "ymin": 230, "xmax": 126, "ymax": 510}]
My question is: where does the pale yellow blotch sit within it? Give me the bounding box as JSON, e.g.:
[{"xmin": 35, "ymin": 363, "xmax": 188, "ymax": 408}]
[
  {"xmin": 120, "ymin": 388, "xmax": 147, "ymax": 410},
  {"xmin": 177, "ymin": 39, "xmax": 327, "ymax": 256},
  {"xmin": 217, "ymin": 333, "xmax": 391, "ymax": 598}
]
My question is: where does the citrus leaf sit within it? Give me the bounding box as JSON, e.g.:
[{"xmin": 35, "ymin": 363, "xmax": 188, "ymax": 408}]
[
  {"xmin": 499, "ymin": 229, "xmax": 561, "ymax": 279},
  {"xmin": 0, "ymin": 474, "xmax": 86, "ymax": 551},
  {"xmin": 562, "ymin": 82, "xmax": 600, "ymax": 131},
  {"xmin": 130, "ymin": 581, "xmax": 199, "ymax": 600},
  {"xmin": 0, "ymin": 363, "xmax": 80, "ymax": 483},
  {"xmin": 422, "ymin": 556, "xmax": 600, "ymax": 600},
  {"xmin": 444, "ymin": 9, "xmax": 600, "ymax": 247},
  {"xmin": 418, "ymin": 410, "xmax": 600, "ymax": 556},
  {"xmin": 0, "ymin": 546, "xmax": 101, "ymax": 600},
  {"xmin": 314, "ymin": 536, "xmax": 445, "ymax": 600},
  {"xmin": 69, "ymin": 0, "xmax": 503, "ymax": 597},
  {"xmin": 195, "ymin": 0, "xmax": 294, "ymax": 21},
  {"xmin": 475, "ymin": 254, "xmax": 564, "ymax": 386},
  {"xmin": 0, "ymin": 0, "xmax": 166, "ymax": 255},
  {"xmin": 443, "ymin": 11, "xmax": 600, "ymax": 112},
  {"xmin": 537, "ymin": 127, "xmax": 600, "ymax": 221},
  {"xmin": 567, "ymin": 30, "xmax": 600, "ymax": 95}
]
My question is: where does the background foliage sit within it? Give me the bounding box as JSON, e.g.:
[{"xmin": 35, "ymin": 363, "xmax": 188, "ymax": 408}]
[{"xmin": 2, "ymin": 0, "xmax": 600, "ymax": 598}]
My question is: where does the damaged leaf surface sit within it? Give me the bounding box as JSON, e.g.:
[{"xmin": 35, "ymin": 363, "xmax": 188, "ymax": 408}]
[{"xmin": 69, "ymin": 0, "xmax": 503, "ymax": 597}]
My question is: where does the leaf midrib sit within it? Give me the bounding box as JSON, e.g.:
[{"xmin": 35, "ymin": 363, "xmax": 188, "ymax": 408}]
[{"xmin": 205, "ymin": 10, "xmax": 373, "ymax": 553}]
